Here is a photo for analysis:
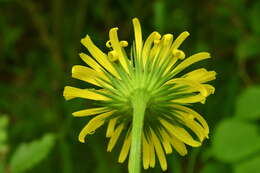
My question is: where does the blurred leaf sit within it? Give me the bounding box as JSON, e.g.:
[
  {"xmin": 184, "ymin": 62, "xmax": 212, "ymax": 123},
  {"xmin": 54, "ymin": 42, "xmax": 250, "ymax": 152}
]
[
  {"xmin": 0, "ymin": 116, "xmax": 8, "ymax": 129},
  {"xmin": 170, "ymin": 9, "xmax": 189, "ymax": 31},
  {"xmin": 154, "ymin": 1, "xmax": 165, "ymax": 32},
  {"xmin": 168, "ymin": 155, "xmax": 182, "ymax": 173},
  {"xmin": 0, "ymin": 115, "xmax": 8, "ymax": 153},
  {"xmin": 0, "ymin": 130, "xmax": 7, "ymax": 143},
  {"xmin": 2, "ymin": 27, "xmax": 22, "ymax": 55},
  {"xmin": 200, "ymin": 162, "xmax": 230, "ymax": 173},
  {"xmin": 0, "ymin": 163, "xmax": 4, "ymax": 173},
  {"xmin": 250, "ymin": 1, "xmax": 260, "ymax": 35},
  {"xmin": 10, "ymin": 133, "xmax": 56, "ymax": 173},
  {"xmin": 255, "ymin": 62, "xmax": 260, "ymax": 76},
  {"xmin": 0, "ymin": 144, "xmax": 8, "ymax": 154},
  {"xmin": 201, "ymin": 147, "xmax": 213, "ymax": 162},
  {"xmin": 212, "ymin": 119, "xmax": 260, "ymax": 163},
  {"xmin": 236, "ymin": 36, "xmax": 260, "ymax": 61},
  {"xmin": 233, "ymin": 155, "xmax": 260, "ymax": 173},
  {"xmin": 235, "ymin": 86, "xmax": 260, "ymax": 120}
]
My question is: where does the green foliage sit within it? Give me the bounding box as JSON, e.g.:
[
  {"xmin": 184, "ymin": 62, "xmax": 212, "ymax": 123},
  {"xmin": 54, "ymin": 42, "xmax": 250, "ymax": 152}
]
[
  {"xmin": 212, "ymin": 119, "xmax": 260, "ymax": 163},
  {"xmin": 250, "ymin": 1, "xmax": 260, "ymax": 35},
  {"xmin": 153, "ymin": 1, "xmax": 165, "ymax": 32},
  {"xmin": 0, "ymin": 116, "xmax": 8, "ymax": 144},
  {"xmin": 10, "ymin": 134, "xmax": 56, "ymax": 173},
  {"xmin": 0, "ymin": 115, "xmax": 8, "ymax": 158},
  {"xmin": 200, "ymin": 162, "xmax": 230, "ymax": 173},
  {"xmin": 235, "ymin": 86, "xmax": 260, "ymax": 120},
  {"xmin": 233, "ymin": 155, "xmax": 260, "ymax": 173},
  {"xmin": 236, "ymin": 36, "xmax": 260, "ymax": 61}
]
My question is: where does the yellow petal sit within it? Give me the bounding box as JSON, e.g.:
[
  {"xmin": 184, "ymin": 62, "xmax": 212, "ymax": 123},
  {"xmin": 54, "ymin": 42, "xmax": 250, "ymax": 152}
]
[
  {"xmin": 169, "ymin": 134, "xmax": 187, "ymax": 156},
  {"xmin": 150, "ymin": 129, "xmax": 167, "ymax": 171},
  {"xmin": 142, "ymin": 134, "xmax": 150, "ymax": 169},
  {"xmin": 160, "ymin": 130, "xmax": 173, "ymax": 154},
  {"xmin": 142, "ymin": 32, "xmax": 161, "ymax": 65},
  {"xmin": 174, "ymin": 110, "xmax": 207, "ymax": 141},
  {"xmin": 109, "ymin": 28, "xmax": 129, "ymax": 72},
  {"xmin": 185, "ymin": 119, "xmax": 207, "ymax": 141},
  {"xmin": 149, "ymin": 140, "xmax": 156, "ymax": 168},
  {"xmin": 183, "ymin": 68, "xmax": 216, "ymax": 83},
  {"xmin": 171, "ymin": 104, "xmax": 209, "ymax": 136},
  {"xmin": 63, "ymin": 86, "xmax": 109, "ymax": 101},
  {"xmin": 172, "ymin": 49, "xmax": 185, "ymax": 60},
  {"xmin": 81, "ymin": 35, "xmax": 119, "ymax": 77},
  {"xmin": 167, "ymin": 78, "xmax": 208, "ymax": 104},
  {"xmin": 72, "ymin": 107, "xmax": 108, "ymax": 117},
  {"xmin": 158, "ymin": 34, "xmax": 173, "ymax": 64},
  {"xmin": 149, "ymin": 39, "xmax": 161, "ymax": 61},
  {"xmin": 106, "ymin": 117, "xmax": 117, "ymax": 137},
  {"xmin": 132, "ymin": 18, "xmax": 143, "ymax": 58},
  {"xmin": 160, "ymin": 118, "xmax": 201, "ymax": 147},
  {"xmin": 72, "ymin": 65, "xmax": 107, "ymax": 87},
  {"xmin": 107, "ymin": 123, "xmax": 124, "ymax": 152},
  {"xmin": 172, "ymin": 52, "xmax": 211, "ymax": 75},
  {"xmin": 78, "ymin": 111, "xmax": 114, "ymax": 143},
  {"xmin": 203, "ymin": 84, "xmax": 215, "ymax": 96},
  {"xmin": 171, "ymin": 31, "xmax": 190, "ymax": 50},
  {"xmin": 79, "ymin": 53, "xmax": 103, "ymax": 72},
  {"xmin": 167, "ymin": 78, "xmax": 208, "ymax": 97},
  {"xmin": 164, "ymin": 56, "xmax": 178, "ymax": 74},
  {"xmin": 118, "ymin": 133, "xmax": 131, "ymax": 163},
  {"xmin": 172, "ymin": 94, "xmax": 206, "ymax": 104}
]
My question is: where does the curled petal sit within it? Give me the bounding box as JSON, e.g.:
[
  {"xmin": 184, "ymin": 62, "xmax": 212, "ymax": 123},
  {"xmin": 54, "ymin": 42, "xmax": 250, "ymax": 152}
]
[
  {"xmin": 120, "ymin": 41, "xmax": 128, "ymax": 47},
  {"xmin": 171, "ymin": 104, "xmax": 209, "ymax": 135},
  {"xmin": 172, "ymin": 49, "xmax": 185, "ymax": 60},
  {"xmin": 78, "ymin": 111, "xmax": 114, "ymax": 143},
  {"xmin": 172, "ymin": 52, "xmax": 211, "ymax": 76},
  {"xmin": 171, "ymin": 31, "xmax": 190, "ymax": 50},
  {"xmin": 109, "ymin": 28, "xmax": 129, "ymax": 72},
  {"xmin": 203, "ymin": 84, "xmax": 215, "ymax": 96},
  {"xmin": 167, "ymin": 78, "xmax": 208, "ymax": 97},
  {"xmin": 158, "ymin": 34, "xmax": 174, "ymax": 64},
  {"xmin": 81, "ymin": 35, "xmax": 119, "ymax": 77},
  {"xmin": 183, "ymin": 68, "xmax": 216, "ymax": 83},
  {"xmin": 108, "ymin": 50, "xmax": 118, "ymax": 62},
  {"xmin": 169, "ymin": 134, "xmax": 187, "ymax": 156},
  {"xmin": 159, "ymin": 118, "xmax": 201, "ymax": 147},
  {"xmin": 142, "ymin": 32, "xmax": 161, "ymax": 65}
]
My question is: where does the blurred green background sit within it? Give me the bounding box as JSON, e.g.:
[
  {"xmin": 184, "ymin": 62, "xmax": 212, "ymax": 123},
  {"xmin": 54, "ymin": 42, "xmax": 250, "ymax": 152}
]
[{"xmin": 1, "ymin": 0, "xmax": 260, "ymax": 172}]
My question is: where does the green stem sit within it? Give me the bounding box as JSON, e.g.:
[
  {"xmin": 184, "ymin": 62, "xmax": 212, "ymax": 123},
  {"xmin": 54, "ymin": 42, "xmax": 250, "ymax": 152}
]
[
  {"xmin": 187, "ymin": 148, "xmax": 200, "ymax": 173},
  {"xmin": 128, "ymin": 90, "xmax": 147, "ymax": 173}
]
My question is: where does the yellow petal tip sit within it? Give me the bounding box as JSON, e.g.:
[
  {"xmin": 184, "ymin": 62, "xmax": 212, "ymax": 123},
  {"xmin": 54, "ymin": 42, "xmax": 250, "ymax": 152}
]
[
  {"xmin": 79, "ymin": 137, "xmax": 85, "ymax": 143},
  {"xmin": 110, "ymin": 27, "xmax": 119, "ymax": 32},
  {"xmin": 183, "ymin": 31, "xmax": 190, "ymax": 36}
]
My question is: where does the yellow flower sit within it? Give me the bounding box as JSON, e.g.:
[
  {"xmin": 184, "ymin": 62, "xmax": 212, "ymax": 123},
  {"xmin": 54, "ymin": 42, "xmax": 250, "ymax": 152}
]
[{"xmin": 63, "ymin": 18, "xmax": 216, "ymax": 171}]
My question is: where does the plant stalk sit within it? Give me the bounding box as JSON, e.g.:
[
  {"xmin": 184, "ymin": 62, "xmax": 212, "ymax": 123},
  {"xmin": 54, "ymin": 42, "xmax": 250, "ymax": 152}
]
[{"xmin": 128, "ymin": 90, "xmax": 147, "ymax": 173}]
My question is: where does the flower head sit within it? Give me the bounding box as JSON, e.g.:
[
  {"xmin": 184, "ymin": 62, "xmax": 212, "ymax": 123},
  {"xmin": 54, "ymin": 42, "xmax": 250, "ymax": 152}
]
[{"xmin": 63, "ymin": 18, "xmax": 216, "ymax": 171}]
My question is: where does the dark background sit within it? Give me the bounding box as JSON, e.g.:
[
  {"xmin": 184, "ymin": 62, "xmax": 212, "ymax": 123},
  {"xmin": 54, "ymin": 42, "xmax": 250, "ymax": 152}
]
[{"xmin": 1, "ymin": 0, "xmax": 260, "ymax": 173}]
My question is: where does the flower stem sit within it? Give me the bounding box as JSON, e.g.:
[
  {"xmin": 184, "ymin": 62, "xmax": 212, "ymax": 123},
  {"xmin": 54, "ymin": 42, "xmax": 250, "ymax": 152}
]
[{"xmin": 128, "ymin": 90, "xmax": 147, "ymax": 173}]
